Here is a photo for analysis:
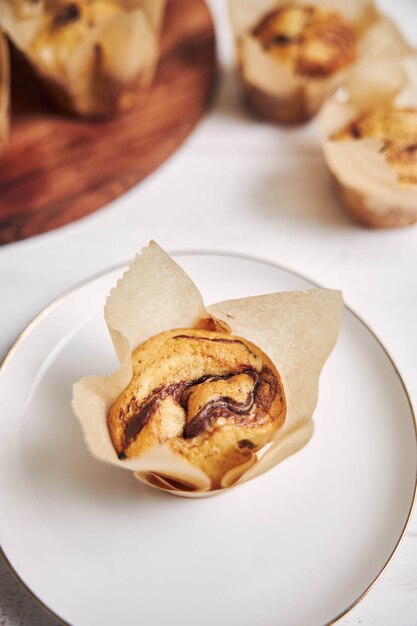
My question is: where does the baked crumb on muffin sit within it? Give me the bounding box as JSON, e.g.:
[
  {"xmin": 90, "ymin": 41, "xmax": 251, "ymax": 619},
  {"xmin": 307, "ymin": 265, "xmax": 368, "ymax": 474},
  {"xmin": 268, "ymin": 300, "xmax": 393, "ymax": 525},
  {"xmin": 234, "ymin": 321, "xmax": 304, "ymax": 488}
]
[
  {"xmin": 108, "ymin": 328, "xmax": 286, "ymax": 488},
  {"xmin": 333, "ymin": 106, "xmax": 417, "ymax": 184},
  {"xmin": 33, "ymin": 1, "xmax": 119, "ymax": 56},
  {"xmin": 252, "ymin": 4, "xmax": 357, "ymax": 78}
]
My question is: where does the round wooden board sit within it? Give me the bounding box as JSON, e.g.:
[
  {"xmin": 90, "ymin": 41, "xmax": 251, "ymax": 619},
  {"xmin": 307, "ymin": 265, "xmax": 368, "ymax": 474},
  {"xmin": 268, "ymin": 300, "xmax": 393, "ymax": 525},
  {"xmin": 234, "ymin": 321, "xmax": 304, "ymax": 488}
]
[{"xmin": 0, "ymin": 0, "xmax": 216, "ymax": 244}]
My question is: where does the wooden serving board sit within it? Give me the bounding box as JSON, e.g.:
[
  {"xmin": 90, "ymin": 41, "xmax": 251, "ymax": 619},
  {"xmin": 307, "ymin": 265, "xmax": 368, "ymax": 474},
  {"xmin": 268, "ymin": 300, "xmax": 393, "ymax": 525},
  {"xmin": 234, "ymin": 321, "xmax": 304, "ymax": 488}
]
[{"xmin": 0, "ymin": 0, "xmax": 216, "ymax": 244}]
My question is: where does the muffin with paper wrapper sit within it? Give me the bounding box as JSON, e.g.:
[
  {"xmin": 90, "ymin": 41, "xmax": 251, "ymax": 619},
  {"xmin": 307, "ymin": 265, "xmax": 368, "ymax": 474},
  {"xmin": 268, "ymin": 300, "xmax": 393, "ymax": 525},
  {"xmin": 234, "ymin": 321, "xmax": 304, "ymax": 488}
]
[
  {"xmin": 321, "ymin": 49, "xmax": 417, "ymax": 228},
  {"xmin": 0, "ymin": 0, "xmax": 166, "ymax": 118},
  {"xmin": 229, "ymin": 0, "xmax": 408, "ymax": 124},
  {"xmin": 73, "ymin": 242, "xmax": 342, "ymax": 497}
]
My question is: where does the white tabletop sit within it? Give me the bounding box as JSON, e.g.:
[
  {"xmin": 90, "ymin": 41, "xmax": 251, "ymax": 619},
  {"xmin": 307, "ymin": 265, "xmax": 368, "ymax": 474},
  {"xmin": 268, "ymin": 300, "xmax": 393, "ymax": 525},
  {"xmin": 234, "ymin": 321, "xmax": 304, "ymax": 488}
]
[{"xmin": 1, "ymin": 1, "xmax": 417, "ymax": 624}]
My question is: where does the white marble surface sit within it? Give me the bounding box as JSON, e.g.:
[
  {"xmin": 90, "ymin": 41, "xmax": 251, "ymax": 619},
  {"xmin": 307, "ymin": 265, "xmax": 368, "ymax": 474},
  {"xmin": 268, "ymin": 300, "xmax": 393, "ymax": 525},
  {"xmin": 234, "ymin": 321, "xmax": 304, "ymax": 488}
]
[{"xmin": 1, "ymin": 0, "xmax": 417, "ymax": 624}]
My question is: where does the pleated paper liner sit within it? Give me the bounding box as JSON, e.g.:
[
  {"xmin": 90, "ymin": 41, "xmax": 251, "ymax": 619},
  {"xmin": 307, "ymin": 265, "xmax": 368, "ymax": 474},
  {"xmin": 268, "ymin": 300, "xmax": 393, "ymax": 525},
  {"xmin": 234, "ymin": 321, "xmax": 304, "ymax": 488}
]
[
  {"xmin": 0, "ymin": 0, "xmax": 165, "ymax": 118},
  {"xmin": 229, "ymin": 0, "xmax": 404, "ymax": 124},
  {"xmin": 73, "ymin": 242, "xmax": 342, "ymax": 497},
  {"xmin": 320, "ymin": 53, "xmax": 417, "ymax": 228}
]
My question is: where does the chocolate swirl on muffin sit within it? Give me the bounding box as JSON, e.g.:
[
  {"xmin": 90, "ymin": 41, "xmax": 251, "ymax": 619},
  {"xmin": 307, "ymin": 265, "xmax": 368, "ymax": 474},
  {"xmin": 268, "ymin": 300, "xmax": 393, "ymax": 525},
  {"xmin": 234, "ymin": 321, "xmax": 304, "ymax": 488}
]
[{"xmin": 108, "ymin": 328, "xmax": 286, "ymax": 487}]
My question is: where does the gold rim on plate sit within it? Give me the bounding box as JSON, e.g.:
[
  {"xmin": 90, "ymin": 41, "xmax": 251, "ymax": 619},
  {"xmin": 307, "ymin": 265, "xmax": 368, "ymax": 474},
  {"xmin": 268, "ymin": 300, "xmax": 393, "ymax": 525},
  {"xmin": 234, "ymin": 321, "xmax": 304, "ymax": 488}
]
[{"xmin": 1, "ymin": 250, "xmax": 416, "ymax": 626}]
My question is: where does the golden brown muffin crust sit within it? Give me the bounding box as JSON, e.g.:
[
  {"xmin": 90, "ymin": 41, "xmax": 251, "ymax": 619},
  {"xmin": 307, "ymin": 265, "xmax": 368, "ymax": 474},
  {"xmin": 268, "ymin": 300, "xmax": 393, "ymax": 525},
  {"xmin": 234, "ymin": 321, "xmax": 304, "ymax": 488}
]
[
  {"xmin": 108, "ymin": 328, "xmax": 286, "ymax": 487},
  {"xmin": 333, "ymin": 106, "xmax": 417, "ymax": 184},
  {"xmin": 33, "ymin": 1, "xmax": 119, "ymax": 54},
  {"xmin": 252, "ymin": 4, "xmax": 357, "ymax": 78}
]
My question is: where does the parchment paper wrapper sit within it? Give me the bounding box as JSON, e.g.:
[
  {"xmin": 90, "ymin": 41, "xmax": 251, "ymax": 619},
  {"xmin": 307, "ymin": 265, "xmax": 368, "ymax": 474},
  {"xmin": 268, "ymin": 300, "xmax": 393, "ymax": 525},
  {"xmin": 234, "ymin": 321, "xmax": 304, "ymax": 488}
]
[
  {"xmin": 73, "ymin": 242, "xmax": 342, "ymax": 497},
  {"xmin": 0, "ymin": 0, "xmax": 166, "ymax": 118},
  {"xmin": 320, "ymin": 53, "xmax": 417, "ymax": 228},
  {"xmin": 0, "ymin": 30, "xmax": 10, "ymax": 158},
  {"xmin": 229, "ymin": 0, "xmax": 404, "ymax": 124}
]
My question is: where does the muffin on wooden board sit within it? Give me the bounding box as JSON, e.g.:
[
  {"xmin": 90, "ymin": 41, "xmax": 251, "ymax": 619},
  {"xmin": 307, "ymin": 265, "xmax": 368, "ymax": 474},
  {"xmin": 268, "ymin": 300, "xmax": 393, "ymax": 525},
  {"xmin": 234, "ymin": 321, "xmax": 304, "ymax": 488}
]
[{"xmin": 0, "ymin": 0, "xmax": 165, "ymax": 118}]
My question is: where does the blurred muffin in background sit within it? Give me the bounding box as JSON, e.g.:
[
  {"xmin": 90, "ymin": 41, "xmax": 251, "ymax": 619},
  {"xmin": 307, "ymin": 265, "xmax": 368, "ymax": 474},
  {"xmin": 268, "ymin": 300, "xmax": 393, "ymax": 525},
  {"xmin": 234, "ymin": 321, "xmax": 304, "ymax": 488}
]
[
  {"xmin": 321, "ymin": 53, "xmax": 417, "ymax": 228},
  {"xmin": 0, "ymin": 0, "xmax": 166, "ymax": 118},
  {"xmin": 229, "ymin": 0, "xmax": 407, "ymax": 124}
]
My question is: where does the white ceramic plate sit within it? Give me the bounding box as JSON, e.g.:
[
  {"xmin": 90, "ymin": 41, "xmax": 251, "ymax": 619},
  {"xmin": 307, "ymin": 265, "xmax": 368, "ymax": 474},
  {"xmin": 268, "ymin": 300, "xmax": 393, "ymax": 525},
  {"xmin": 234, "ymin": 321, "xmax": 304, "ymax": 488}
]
[{"xmin": 1, "ymin": 252, "xmax": 416, "ymax": 626}]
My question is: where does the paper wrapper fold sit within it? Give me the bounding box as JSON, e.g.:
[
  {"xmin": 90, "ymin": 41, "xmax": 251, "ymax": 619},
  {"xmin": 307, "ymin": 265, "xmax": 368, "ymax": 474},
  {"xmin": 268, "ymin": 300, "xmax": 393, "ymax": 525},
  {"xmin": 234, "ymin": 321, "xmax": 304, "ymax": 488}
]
[
  {"xmin": 0, "ymin": 0, "xmax": 166, "ymax": 118},
  {"xmin": 73, "ymin": 242, "xmax": 342, "ymax": 497},
  {"xmin": 320, "ymin": 54, "xmax": 417, "ymax": 228},
  {"xmin": 229, "ymin": 0, "xmax": 406, "ymax": 124},
  {"xmin": 0, "ymin": 30, "xmax": 10, "ymax": 158}
]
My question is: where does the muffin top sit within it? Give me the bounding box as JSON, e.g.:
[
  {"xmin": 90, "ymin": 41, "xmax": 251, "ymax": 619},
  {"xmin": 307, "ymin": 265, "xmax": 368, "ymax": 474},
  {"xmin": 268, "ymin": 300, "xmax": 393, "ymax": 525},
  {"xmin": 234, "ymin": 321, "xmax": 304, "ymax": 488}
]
[
  {"xmin": 333, "ymin": 106, "xmax": 417, "ymax": 184},
  {"xmin": 107, "ymin": 328, "xmax": 286, "ymax": 487},
  {"xmin": 252, "ymin": 4, "xmax": 357, "ymax": 78},
  {"xmin": 33, "ymin": 1, "xmax": 119, "ymax": 55}
]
